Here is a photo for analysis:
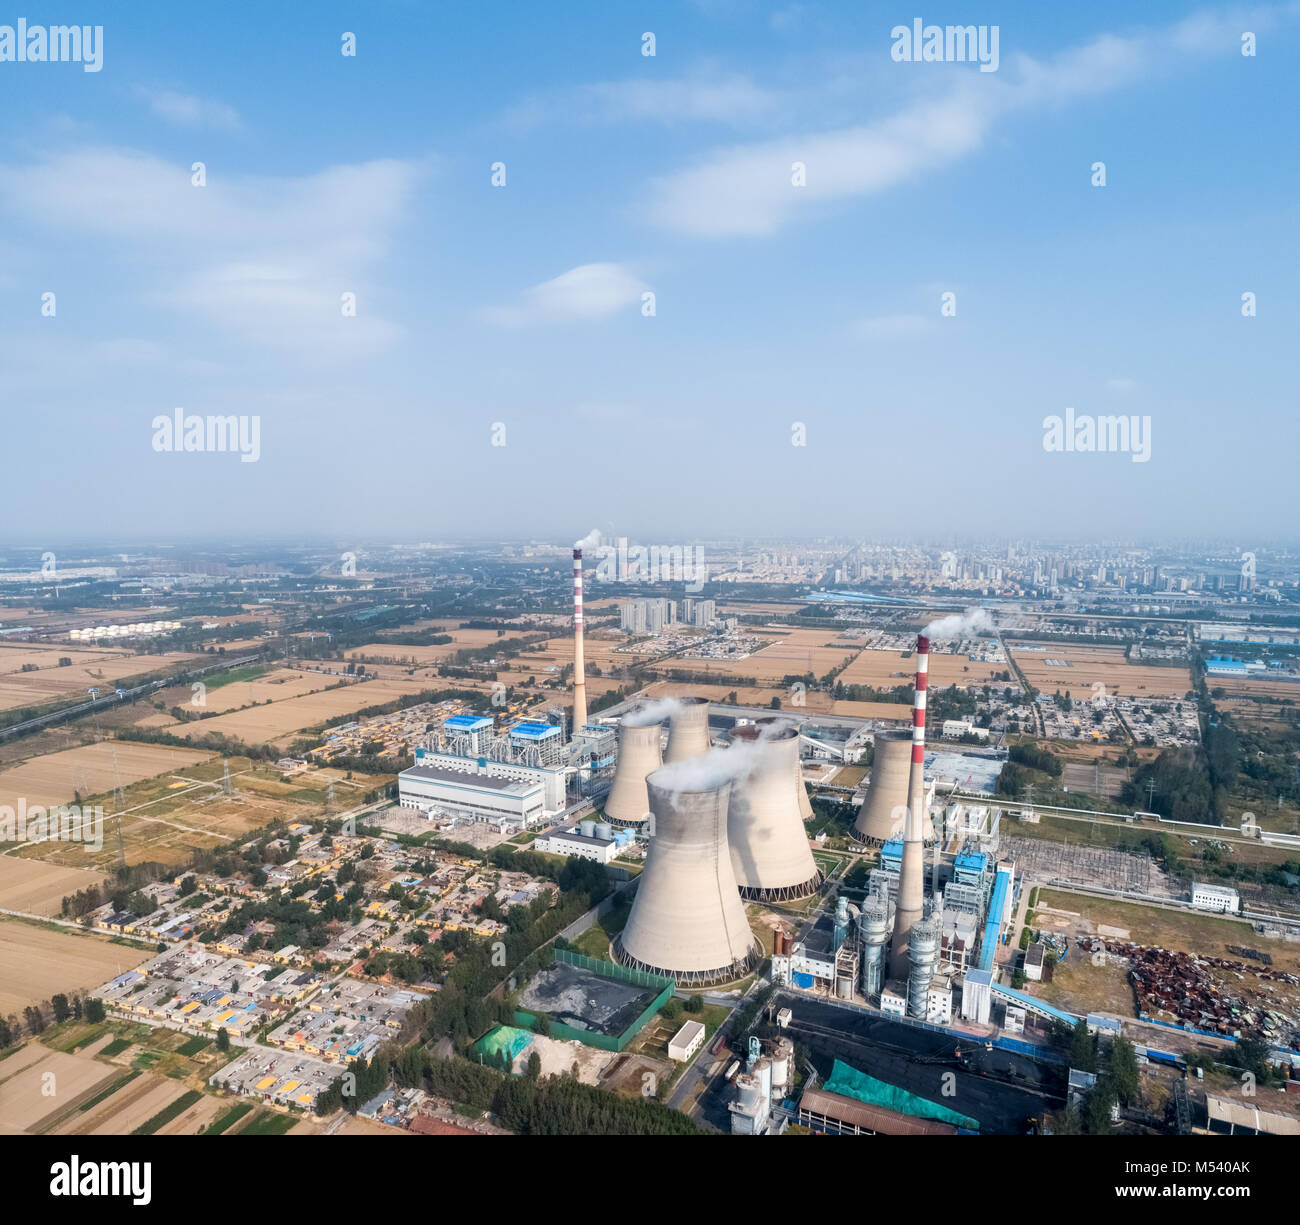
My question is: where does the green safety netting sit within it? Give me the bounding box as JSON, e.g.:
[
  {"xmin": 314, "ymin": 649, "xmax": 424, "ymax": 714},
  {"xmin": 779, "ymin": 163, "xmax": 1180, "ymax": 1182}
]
[
  {"xmin": 470, "ymin": 1024, "xmax": 534, "ymax": 1067},
  {"xmin": 823, "ymin": 1058, "xmax": 978, "ymax": 1130}
]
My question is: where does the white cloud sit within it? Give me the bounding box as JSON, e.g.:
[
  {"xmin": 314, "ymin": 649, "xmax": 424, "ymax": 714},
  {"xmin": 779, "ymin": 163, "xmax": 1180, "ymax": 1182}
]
[
  {"xmin": 852, "ymin": 313, "xmax": 934, "ymax": 339},
  {"xmin": 505, "ymin": 68, "xmax": 782, "ymax": 130},
  {"xmin": 134, "ymin": 86, "xmax": 243, "ymax": 131},
  {"xmin": 645, "ymin": 7, "xmax": 1280, "ymax": 237},
  {"xmin": 91, "ymin": 338, "xmax": 168, "ymax": 364},
  {"xmin": 0, "ymin": 147, "xmax": 423, "ymax": 359},
  {"xmin": 483, "ymin": 263, "xmax": 648, "ymax": 326}
]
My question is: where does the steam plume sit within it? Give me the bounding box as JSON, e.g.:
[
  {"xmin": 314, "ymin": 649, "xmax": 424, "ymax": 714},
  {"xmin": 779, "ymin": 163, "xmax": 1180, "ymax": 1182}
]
[
  {"xmin": 574, "ymin": 528, "xmax": 603, "ymax": 552},
  {"xmin": 649, "ymin": 741, "xmax": 767, "ymax": 793},
  {"xmin": 622, "ymin": 697, "xmax": 683, "ymax": 727},
  {"xmin": 921, "ymin": 606, "xmax": 995, "ymax": 639}
]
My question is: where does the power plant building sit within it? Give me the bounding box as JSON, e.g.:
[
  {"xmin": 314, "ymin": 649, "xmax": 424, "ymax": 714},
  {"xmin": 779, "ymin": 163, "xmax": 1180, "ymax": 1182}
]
[
  {"xmin": 507, "ymin": 720, "xmax": 565, "ymax": 765},
  {"xmin": 441, "ymin": 714, "xmax": 494, "ymax": 756},
  {"xmin": 533, "ymin": 826, "xmax": 617, "ymax": 864},
  {"xmin": 409, "ymin": 747, "xmax": 566, "ymax": 815},
  {"xmin": 397, "ymin": 764, "xmax": 544, "ymax": 828}
]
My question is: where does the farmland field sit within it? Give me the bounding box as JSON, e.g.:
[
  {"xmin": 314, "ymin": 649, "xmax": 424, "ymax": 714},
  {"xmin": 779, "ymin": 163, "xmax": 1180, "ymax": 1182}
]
[
  {"xmin": 0, "ymin": 857, "xmax": 107, "ymax": 915},
  {"xmin": 0, "ymin": 650, "xmax": 199, "ymax": 713},
  {"xmin": 171, "ymin": 678, "xmax": 431, "ymax": 744},
  {"xmin": 837, "ymin": 647, "xmax": 1008, "ymax": 691},
  {"xmin": 0, "ymin": 1045, "xmax": 117, "ymax": 1134},
  {"xmin": 639, "ymin": 679, "xmax": 911, "ymax": 722},
  {"xmin": 0, "ymin": 919, "xmax": 151, "ymax": 1015},
  {"xmin": 1207, "ymin": 674, "xmax": 1300, "ymax": 701},
  {"xmin": 643, "ymin": 633, "xmax": 857, "ymax": 683},
  {"xmin": 0, "ymin": 741, "xmax": 214, "ymax": 811},
  {"xmin": 153, "ymin": 667, "xmax": 340, "ymax": 713},
  {"xmin": 1010, "ymin": 644, "xmax": 1192, "ymax": 699},
  {"xmin": 345, "ymin": 626, "xmax": 510, "ymax": 665}
]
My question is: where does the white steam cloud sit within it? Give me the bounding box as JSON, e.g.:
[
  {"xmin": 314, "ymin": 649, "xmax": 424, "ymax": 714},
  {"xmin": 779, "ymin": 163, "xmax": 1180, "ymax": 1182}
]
[
  {"xmin": 921, "ymin": 606, "xmax": 995, "ymax": 639},
  {"xmin": 648, "ymin": 740, "xmax": 767, "ymax": 793},
  {"xmin": 622, "ymin": 697, "xmax": 683, "ymax": 727},
  {"xmin": 574, "ymin": 528, "xmax": 602, "ymax": 552}
]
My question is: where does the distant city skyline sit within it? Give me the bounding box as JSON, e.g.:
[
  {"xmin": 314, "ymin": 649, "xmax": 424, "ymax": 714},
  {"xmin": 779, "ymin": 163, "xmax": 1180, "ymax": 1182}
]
[{"xmin": 2, "ymin": 1, "xmax": 1296, "ymax": 540}]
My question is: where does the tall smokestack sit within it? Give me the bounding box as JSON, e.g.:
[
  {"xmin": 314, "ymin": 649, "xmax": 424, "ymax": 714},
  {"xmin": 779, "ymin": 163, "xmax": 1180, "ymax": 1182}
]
[
  {"xmin": 889, "ymin": 633, "xmax": 929, "ymax": 979},
  {"xmin": 572, "ymin": 547, "xmax": 587, "ymax": 733}
]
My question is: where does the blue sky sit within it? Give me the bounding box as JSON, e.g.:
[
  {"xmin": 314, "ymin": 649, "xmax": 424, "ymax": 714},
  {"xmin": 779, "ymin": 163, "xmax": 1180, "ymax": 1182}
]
[{"xmin": 1, "ymin": 0, "xmax": 1296, "ymax": 545}]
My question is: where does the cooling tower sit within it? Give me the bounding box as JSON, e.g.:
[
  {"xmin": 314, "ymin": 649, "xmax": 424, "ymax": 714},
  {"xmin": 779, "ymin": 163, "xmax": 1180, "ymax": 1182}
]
[
  {"xmin": 755, "ymin": 716, "xmax": 813, "ymax": 820},
  {"xmin": 613, "ymin": 771, "xmax": 761, "ymax": 985},
  {"xmin": 603, "ymin": 712, "xmax": 663, "ymax": 827},
  {"xmin": 664, "ymin": 696, "xmax": 711, "ymax": 762},
  {"xmin": 726, "ymin": 724, "xmax": 822, "ymax": 901},
  {"xmin": 851, "ymin": 730, "xmax": 912, "ymax": 844},
  {"xmin": 571, "ymin": 548, "xmax": 588, "ymax": 733},
  {"xmin": 889, "ymin": 634, "xmax": 930, "ymax": 980}
]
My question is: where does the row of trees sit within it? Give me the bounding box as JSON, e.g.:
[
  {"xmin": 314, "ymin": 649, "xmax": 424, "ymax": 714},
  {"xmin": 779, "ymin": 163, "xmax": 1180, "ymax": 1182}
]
[{"xmin": 0, "ymin": 993, "xmax": 106, "ymax": 1050}]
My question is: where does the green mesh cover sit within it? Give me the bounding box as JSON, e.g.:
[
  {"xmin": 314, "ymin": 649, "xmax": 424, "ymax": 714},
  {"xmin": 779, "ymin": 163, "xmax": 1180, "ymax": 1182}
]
[
  {"xmin": 823, "ymin": 1059, "xmax": 978, "ymax": 1130},
  {"xmin": 470, "ymin": 1024, "xmax": 534, "ymax": 1068}
]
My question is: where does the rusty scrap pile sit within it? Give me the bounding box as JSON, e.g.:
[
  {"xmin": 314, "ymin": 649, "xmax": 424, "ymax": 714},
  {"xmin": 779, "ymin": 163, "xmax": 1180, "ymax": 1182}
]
[{"xmin": 1081, "ymin": 938, "xmax": 1300, "ymax": 1044}]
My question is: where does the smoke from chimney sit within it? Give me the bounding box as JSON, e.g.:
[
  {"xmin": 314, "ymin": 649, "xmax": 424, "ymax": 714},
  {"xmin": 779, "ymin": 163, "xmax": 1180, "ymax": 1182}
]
[{"xmin": 921, "ymin": 606, "xmax": 994, "ymax": 639}]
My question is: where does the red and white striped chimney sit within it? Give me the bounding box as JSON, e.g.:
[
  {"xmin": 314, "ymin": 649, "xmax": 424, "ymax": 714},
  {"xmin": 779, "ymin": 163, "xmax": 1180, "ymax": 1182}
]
[
  {"xmin": 572, "ymin": 547, "xmax": 588, "ymax": 733},
  {"xmin": 889, "ymin": 633, "xmax": 929, "ymax": 979}
]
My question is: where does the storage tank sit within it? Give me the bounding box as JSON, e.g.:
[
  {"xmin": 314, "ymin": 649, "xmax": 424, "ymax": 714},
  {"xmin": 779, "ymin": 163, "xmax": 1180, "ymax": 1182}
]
[
  {"xmin": 770, "ymin": 1038, "xmax": 793, "ymax": 1095},
  {"xmin": 734, "ymin": 1073, "xmax": 761, "ymax": 1113},
  {"xmin": 726, "ymin": 723, "xmax": 822, "ymax": 902},
  {"xmin": 664, "ymin": 696, "xmax": 711, "ymax": 762},
  {"xmin": 603, "ymin": 709, "xmax": 664, "ymax": 827},
  {"xmin": 613, "ymin": 761, "xmax": 761, "ymax": 985},
  {"xmin": 858, "ymin": 898, "xmax": 890, "ymax": 1000},
  {"xmin": 906, "ymin": 914, "xmax": 940, "ymax": 1019},
  {"xmin": 752, "ymin": 1057, "xmax": 772, "ymax": 1103},
  {"xmin": 579, "ymin": 819, "xmax": 596, "ymax": 838},
  {"xmin": 594, "ymin": 822, "xmax": 613, "ymax": 840}
]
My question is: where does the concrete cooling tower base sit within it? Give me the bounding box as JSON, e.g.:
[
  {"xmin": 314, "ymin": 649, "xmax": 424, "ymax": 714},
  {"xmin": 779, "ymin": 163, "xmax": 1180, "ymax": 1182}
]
[
  {"xmin": 611, "ymin": 937, "xmax": 762, "ymax": 987},
  {"xmin": 735, "ymin": 873, "xmax": 824, "ymax": 904}
]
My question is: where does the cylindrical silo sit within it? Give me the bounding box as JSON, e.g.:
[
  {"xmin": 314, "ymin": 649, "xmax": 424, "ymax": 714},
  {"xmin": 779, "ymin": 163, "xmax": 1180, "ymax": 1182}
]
[
  {"xmin": 726, "ymin": 724, "xmax": 822, "ymax": 902},
  {"xmin": 851, "ymin": 729, "xmax": 912, "ymax": 844},
  {"xmin": 906, "ymin": 914, "xmax": 940, "ymax": 1019},
  {"xmin": 579, "ymin": 819, "xmax": 596, "ymax": 838},
  {"xmin": 858, "ymin": 898, "xmax": 890, "ymax": 1000},
  {"xmin": 594, "ymin": 822, "xmax": 613, "ymax": 840},
  {"xmin": 735, "ymin": 1073, "xmax": 761, "ymax": 1113},
  {"xmin": 603, "ymin": 711, "xmax": 664, "ymax": 827},
  {"xmin": 664, "ymin": 696, "xmax": 711, "ymax": 762},
  {"xmin": 613, "ymin": 765, "xmax": 761, "ymax": 985},
  {"xmin": 770, "ymin": 1038, "xmax": 793, "ymax": 1096}
]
